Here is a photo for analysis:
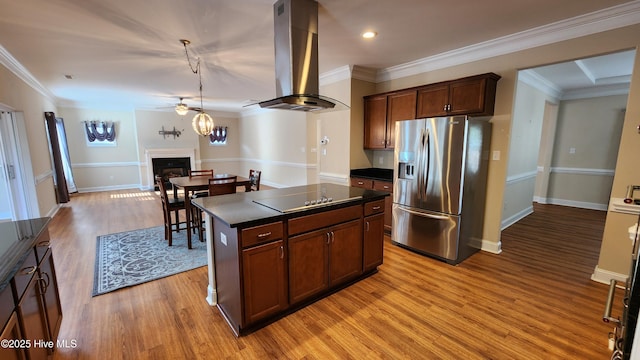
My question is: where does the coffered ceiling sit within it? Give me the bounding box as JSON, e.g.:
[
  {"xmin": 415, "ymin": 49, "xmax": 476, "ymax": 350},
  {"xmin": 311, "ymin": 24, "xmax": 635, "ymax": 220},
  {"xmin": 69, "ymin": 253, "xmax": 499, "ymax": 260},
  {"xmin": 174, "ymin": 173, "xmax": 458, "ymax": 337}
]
[{"xmin": 0, "ymin": 0, "xmax": 638, "ymax": 113}]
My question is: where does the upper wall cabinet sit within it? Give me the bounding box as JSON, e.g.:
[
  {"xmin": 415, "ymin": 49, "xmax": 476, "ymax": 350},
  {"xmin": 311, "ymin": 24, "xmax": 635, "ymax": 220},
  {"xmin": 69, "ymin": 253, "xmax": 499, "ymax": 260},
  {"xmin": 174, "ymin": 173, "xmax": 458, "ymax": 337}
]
[
  {"xmin": 364, "ymin": 89, "xmax": 416, "ymax": 150},
  {"xmin": 416, "ymin": 73, "xmax": 501, "ymax": 118},
  {"xmin": 363, "ymin": 73, "xmax": 500, "ymax": 150}
]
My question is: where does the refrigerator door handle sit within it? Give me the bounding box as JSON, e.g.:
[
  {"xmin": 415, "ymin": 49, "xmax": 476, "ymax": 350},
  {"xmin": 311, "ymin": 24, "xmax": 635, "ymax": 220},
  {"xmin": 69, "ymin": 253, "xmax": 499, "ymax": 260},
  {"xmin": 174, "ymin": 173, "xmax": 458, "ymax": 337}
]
[
  {"xmin": 422, "ymin": 128, "xmax": 430, "ymax": 199},
  {"xmin": 416, "ymin": 128, "xmax": 425, "ymax": 200},
  {"xmin": 396, "ymin": 205, "xmax": 450, "ymax": 220}
]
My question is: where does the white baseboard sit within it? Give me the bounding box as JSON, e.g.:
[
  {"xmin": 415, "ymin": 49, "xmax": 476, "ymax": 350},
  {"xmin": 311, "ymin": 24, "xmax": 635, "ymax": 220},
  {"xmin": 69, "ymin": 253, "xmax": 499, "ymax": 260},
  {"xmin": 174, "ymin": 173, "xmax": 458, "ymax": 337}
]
[
  {"xmin": 481, "ymin": 239, "xmax": 502, "ymax": 254},
  {"xmin": 534, "ymin": 197, "xmax": 607, "ymax": 211},
  {"xmin": 591, "ymin": 265, "xmax": 628, "ymax": 285},
  {"xmin": 77, "ymin": 184, "xmax": 143, "ymax": 193},
  {"xmin": 501, "ymin": 206, "xmax": 533, "ymax": 230}
]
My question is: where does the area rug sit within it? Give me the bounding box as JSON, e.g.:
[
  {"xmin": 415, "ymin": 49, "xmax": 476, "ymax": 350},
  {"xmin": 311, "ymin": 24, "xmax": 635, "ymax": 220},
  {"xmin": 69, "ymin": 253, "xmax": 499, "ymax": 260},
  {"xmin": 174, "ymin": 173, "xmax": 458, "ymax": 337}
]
[{"xmin": 92, "ymin": 226, "xmax": 207, "ymax": 296}]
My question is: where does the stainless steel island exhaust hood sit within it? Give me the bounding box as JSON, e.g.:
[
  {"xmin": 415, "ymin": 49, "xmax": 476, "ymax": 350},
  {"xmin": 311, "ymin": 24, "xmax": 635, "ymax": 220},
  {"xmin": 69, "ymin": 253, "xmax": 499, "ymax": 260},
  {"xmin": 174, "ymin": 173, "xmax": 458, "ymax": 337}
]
[{"xmin": 259, "ymin": 0, "xmax": 340, "ymax": 112}]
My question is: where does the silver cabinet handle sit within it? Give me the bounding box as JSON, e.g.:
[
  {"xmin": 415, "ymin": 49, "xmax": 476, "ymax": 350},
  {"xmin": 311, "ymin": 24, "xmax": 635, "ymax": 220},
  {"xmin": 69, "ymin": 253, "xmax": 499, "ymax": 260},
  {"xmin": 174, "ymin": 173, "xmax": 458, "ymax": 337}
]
[
  {"xmin": 326, "ymin": 232, "xmax": 331, "ymax": 244},
  {"xmin": 257, "ymin": 231, "xmax": 272, "ymax": 239},
  {"xmin": 331, "ymin": 231, "xmax": 335, "ymax": 243},
  {"xmin": 365, "ymin": 221, "xmax": 370, "ymax": 232},
  {"xmin": 372, "ymin": 206, "xmax": 381, "ymax": 210},
  {"xmin": 279, "ymin": 246, "xmax": 284, "ymax": 259}
]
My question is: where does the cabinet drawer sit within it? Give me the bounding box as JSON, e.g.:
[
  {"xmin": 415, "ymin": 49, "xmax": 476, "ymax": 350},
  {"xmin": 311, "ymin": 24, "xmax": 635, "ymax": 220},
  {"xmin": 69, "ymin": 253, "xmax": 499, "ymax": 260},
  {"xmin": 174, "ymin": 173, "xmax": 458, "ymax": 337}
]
[
  {"xmin": 289, "ymin": 205, "xmax": 362, "ymax": 236},
  {"xmin": 373, "ymin": 181, "xmax": 392, "ymax": 192},
  {"xmin": 10, "ymin": 251, "xmax": 38, "ymax": 301},
  {"xmin": 241, "ymin": 222, "xmax": 283, "ymax": 248},
  {"xmin": 350, "ymin": 178, "xmax": 373, "ymax": 189},
  {"xmin": 364, "ymin": 200, "xmax": 385, "ymax": 216}
]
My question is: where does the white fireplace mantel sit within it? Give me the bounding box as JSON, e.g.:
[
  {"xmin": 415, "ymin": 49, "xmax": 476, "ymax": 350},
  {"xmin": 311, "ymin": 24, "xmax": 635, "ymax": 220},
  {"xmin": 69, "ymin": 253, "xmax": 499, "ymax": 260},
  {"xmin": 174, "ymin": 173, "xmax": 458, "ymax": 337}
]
[{"xmin": 144, "ymin": 148, "xmax": 196, "ymax": 190}]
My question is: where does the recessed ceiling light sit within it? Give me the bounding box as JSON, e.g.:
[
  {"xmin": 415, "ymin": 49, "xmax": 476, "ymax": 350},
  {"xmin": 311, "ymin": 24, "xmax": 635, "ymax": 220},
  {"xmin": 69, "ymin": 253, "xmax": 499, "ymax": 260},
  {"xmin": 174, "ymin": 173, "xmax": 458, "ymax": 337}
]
[{"xmin": 362, "ymin": 31, "xmax": 377, "ymax": 39}]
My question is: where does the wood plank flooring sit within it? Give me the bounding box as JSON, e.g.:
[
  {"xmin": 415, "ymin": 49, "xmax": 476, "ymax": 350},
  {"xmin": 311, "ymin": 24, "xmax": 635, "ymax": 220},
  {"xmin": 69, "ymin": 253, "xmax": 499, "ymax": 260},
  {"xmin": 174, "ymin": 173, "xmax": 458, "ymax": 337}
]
[{"xmin": 48, "ymin": 190, "xmax": 618, "ymax": 359}]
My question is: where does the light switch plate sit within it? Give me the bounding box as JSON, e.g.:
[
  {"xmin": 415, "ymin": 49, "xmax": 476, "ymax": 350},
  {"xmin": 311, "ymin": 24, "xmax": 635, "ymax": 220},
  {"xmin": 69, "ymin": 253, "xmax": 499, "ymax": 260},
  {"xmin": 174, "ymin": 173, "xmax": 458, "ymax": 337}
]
[{"xmin": 220, "ymin": 232, "xmax": 227, "ymax": 246}]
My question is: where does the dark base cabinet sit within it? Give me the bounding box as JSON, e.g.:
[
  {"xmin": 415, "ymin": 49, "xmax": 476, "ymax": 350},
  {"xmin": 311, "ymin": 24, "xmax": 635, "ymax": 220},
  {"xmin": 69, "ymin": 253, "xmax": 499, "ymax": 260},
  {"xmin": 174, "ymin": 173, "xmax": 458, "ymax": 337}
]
[
  {"xmin": 0, "ymin": 312, "xmax": 26, "ymax": 360},
  {"xmin": 0, "ymin": 219, "xmax": 62, "ymax": 360},
  {"xmin": 213, "ymin": 199, "xmax": 385, "ymax": 336}
]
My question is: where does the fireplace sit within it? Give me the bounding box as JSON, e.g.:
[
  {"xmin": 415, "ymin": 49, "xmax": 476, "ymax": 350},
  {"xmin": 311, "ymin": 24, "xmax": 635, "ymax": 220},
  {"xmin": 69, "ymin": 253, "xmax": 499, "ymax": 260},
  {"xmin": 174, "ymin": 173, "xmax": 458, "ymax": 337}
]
[
  {"xmin": 144, "ymin": 148, "xmax": 196, "ymax": 190},
  {"xmin": 152, "ymin": 157, "xmax": 191, "ymax": 190}
]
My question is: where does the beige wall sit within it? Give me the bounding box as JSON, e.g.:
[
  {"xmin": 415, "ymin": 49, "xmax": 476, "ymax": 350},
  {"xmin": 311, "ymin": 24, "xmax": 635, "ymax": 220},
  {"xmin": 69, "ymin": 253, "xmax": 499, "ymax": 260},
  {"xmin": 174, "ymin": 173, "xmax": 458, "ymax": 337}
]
[
  {"xmin": 546, "ymin": 95, "xmax": 626, "ymax": 208},
  {"xmin": 59, "ymin": 107, "xmax": 140, "ymax": 191},
  {"xmin": 239, "ymin": 110, "xmax": 311, "ymax": 187},
  {"xmin": 598, "ymin": 51, "xmax": 640, "ymax": 276},
  {"xmin": 0, "ymin": 65, "xmax": 57, "ymax": 217},
  {"xmin": 502, "ymin": 81, "xmax": 550, "ymax": 228}
]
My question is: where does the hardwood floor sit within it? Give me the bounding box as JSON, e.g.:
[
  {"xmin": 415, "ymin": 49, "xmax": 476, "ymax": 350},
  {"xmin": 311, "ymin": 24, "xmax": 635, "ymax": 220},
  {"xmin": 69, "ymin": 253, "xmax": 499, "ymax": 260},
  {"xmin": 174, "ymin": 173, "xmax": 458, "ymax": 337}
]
[{"xmin": 48, "ymin": 190, "xmax": 618, "ymax": 359}]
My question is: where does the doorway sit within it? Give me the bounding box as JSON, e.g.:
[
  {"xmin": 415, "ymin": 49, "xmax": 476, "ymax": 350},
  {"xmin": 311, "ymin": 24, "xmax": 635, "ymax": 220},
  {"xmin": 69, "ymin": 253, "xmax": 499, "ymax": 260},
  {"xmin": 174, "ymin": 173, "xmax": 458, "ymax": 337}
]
[
  {"xmin": 0, "ymin": 110, "xmax": 39, "ymax": 220},
  {"xmin": 502, "ymin": 49, "xmax": 635, "ymax": 229}
]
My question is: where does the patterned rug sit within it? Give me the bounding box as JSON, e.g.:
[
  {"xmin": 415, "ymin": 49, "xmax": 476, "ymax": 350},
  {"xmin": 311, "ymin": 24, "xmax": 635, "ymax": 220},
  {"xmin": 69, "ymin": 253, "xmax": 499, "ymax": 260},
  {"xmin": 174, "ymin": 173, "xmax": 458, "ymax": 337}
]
[{"xmin": 92, "ymin": 226, "xmax": 207, "ymax": 296}]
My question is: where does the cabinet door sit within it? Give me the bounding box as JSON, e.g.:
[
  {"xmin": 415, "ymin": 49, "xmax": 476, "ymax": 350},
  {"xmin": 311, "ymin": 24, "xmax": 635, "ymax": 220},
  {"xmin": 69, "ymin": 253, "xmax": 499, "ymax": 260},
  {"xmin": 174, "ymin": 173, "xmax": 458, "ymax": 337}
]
[
  {"xmin": 242, "ymin": 240, "xmax": 288, "ymax": 325},
  {"xmin": 0, "ymin": 312, "xmax": 26, "ymax": 360},
  {"xmin": 328, "ymin": 219, "xmax": 363, "ymax": 285},
  {"xmin": 288, "ymin": 229, "xmax": 329, "ymax": 304},
  {"xmin": 386, "ymin": 90, "xmax": 417, "ymax": 149},
  {"xmin": 373, "ymin": 181, "xmax": 393, "ymax": 232},
  {"xmin": 363, "ymin": 213, "xmax": 385, "ymax": 272},
  {"xmin": 416, "ymin": 83, "xmax": 449, "ymax": 118},
  {"xmin": 38, "ymin": 250, "xmax": 62, "ymax": 343},
  {"xmin": 364, "ymin": 94, "xmax": 388, "ymax": 149},
  {"xmin": 448, "ymin": 77, "xmax": 487, "ymax": 115},
  {"xmin": 17, "ymin": 276, "xmax": 49, "ymax": 360}
]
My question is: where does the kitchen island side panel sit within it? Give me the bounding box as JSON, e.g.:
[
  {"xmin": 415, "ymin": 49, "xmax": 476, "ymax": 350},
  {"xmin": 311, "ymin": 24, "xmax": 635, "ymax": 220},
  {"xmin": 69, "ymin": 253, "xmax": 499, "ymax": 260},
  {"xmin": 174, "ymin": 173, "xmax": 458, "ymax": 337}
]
[{"xmin": 213, "ymin": 217, "xmax": 242, "ymax": 334}]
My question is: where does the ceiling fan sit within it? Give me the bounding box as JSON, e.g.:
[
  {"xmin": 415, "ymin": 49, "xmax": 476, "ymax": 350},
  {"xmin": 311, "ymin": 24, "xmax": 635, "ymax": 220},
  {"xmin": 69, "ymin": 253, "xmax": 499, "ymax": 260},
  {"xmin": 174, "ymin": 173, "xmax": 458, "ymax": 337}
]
[{"xmin": 174, "ymin": 97, "xmax": 202, "ymax": 116}]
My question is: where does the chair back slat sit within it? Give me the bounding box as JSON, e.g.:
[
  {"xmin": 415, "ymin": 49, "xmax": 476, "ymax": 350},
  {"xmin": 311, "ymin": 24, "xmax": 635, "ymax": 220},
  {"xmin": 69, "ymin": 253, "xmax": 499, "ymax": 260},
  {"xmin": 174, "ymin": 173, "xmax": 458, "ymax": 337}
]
[{"xmin": 189, "ymin": 169, "xmax": 214, "ymax": 178}]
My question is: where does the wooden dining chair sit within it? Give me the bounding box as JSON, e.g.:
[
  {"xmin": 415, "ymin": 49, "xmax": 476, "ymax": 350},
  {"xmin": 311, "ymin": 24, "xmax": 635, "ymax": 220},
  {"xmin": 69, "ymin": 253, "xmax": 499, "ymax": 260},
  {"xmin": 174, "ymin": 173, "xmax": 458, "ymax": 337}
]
[
  {"xmin": 208, "ymin": 176, "xmax": 238, "ymax": 196},
  {"xmin": 249, "ymin": 169, "xmax": 262, "ymax": 191},
  {"xmin": 189, "ymin": 169, "xmax": 214, "ymax": 178},
  {"xmin": 156, "ymin": 176, "xmax": 189, "ymax": 247}
]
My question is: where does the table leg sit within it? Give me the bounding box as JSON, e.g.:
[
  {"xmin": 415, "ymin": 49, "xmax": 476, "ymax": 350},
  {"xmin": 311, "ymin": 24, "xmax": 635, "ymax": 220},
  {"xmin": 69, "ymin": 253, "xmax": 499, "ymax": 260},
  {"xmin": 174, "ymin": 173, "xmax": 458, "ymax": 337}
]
[{"xmin": 184, "ymin": 189, "xmax": 193, "ymax": 249}]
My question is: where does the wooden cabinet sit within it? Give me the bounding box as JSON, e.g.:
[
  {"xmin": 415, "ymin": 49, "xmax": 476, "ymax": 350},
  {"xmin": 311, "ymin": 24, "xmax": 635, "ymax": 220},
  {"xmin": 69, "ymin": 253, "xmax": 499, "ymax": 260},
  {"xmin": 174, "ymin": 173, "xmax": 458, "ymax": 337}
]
[
  {"xmin": 289, "ymin": 219, "xmax": 362, "ymax": 304},
  {"xmin": 416, "ymin": 73, "xmax": 500, "ymax": 118},
  {"xmin": 16, "ymin": 274, "xmax": 50, "ymax": 360},
  {"xmin": 364, "ymin": 73, "xmax": 500, "ymax": 149},
  {"xmin": 242, "ymin": 239, "xmax": 287, "ymax": 324},
  {"xmin": 363, "ymin": 94, "xmax": 387, "ymax": 149},
  {"xmin": 37, "ymin": 248, "xmax": 62, "ymax": 343},
  {"xmin": 364, "ymin": 213, "xmax": 385, "ymax": 272},
  {"xmin": 351, "ymin": 177, "xmax": 393, "ymax": 232},
  {"xmin": 364, "ymin": 89, "xmax": 416, "ymax": 150},
  {"xmin": 0, "ymin": 312, "xmax": 25, "ymax": 360}
]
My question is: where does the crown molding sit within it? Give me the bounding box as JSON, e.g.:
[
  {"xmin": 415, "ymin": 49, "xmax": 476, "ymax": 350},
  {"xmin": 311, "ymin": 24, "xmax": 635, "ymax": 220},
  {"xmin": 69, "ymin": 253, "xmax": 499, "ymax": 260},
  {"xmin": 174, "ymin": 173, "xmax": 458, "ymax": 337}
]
[
  {"xmin": 377, "ymin": 1, "xmax": 640, "ymax": 83},
  {"xmin": 0, "ymin": 45, "xmax": 56, "ymax": 102},
  {"xmin": 518, "ymin": 70, "xmax": 563, "ymax": 100},
  {"xmin": 320, "ymin": 65, "xmax": 378, "ymax": 85}
]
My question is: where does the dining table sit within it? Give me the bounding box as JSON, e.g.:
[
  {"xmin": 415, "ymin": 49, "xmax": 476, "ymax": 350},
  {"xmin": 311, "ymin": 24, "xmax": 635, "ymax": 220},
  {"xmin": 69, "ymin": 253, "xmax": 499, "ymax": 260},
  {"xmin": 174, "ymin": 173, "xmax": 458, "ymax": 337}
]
[{"xmin": 169, "ymin": 174, "xmax": 252, "ymax": 248}]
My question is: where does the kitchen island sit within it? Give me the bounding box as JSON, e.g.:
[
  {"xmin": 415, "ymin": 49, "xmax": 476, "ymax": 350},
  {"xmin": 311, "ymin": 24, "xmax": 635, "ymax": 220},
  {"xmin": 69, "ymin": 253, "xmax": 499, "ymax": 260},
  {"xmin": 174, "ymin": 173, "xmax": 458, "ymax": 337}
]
[{"xmin": 192, "ymin": 183, "xmax": 388, "ymax": 336}]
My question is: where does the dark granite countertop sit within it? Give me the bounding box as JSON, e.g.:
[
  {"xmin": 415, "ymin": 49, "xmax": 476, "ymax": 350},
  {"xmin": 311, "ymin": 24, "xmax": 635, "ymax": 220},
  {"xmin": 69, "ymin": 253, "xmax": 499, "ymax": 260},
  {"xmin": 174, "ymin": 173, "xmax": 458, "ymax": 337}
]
[
  {"xmin": 0, "ymin": 217, "xmax": 51, "ymax": 292},
  {"xmin": 192, "ymin": 183, "xmax": 388, "ymax": 228},
  {"xmin": 350, "ymin": 168, "xmax": 393, "ymax": 182}
]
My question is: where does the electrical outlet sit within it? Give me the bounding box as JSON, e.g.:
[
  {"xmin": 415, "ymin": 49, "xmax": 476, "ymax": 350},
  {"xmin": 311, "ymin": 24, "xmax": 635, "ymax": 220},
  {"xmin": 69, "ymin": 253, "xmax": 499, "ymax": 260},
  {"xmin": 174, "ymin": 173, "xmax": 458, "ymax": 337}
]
[{"xmin": 378, "ymin": 156, "xmax": 384, "ymax": 165}]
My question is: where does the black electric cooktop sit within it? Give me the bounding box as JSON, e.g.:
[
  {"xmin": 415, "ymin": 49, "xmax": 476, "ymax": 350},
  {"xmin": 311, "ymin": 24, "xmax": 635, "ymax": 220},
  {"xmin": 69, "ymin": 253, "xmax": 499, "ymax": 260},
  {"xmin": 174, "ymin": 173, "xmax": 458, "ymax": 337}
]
[{"xmin": 253, "ymin": 185, "xmax": 362, "ymax": 213}]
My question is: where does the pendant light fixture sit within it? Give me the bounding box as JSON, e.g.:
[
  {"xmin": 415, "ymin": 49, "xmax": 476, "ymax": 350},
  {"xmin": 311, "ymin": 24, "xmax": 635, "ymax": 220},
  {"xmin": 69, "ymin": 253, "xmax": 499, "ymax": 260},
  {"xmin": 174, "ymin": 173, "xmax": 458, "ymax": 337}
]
[{"xmin": 181, "ymin": 39, "xmax": 215, "ymax": 136}]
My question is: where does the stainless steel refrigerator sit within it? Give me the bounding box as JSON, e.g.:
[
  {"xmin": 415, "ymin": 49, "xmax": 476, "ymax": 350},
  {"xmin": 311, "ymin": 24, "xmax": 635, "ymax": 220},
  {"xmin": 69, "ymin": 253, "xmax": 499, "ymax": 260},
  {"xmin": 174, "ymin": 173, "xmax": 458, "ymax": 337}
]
[{"xmin": 392, "ymin": 116, "xmax": 491, "ymax": 264}]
